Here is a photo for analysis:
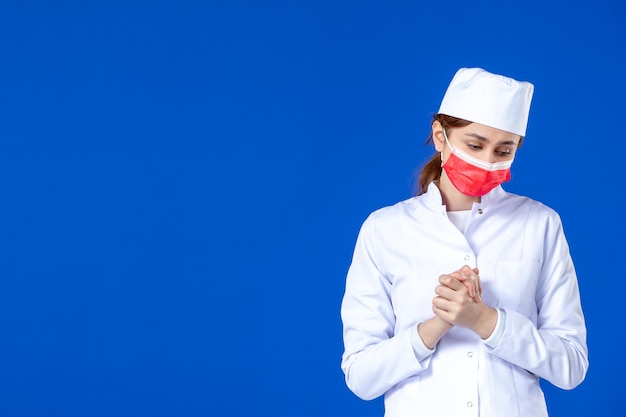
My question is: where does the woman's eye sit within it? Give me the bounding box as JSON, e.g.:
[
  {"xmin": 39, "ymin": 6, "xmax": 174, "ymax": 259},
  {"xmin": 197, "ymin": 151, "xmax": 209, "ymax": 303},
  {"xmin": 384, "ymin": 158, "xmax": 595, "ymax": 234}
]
[
  {"xmin": 497, "ymin": 150, "xmax": 511, "ymax": 157},
  {"xmin": 467, "ymin": 144, "xmax": 481, "ymax": 151}
]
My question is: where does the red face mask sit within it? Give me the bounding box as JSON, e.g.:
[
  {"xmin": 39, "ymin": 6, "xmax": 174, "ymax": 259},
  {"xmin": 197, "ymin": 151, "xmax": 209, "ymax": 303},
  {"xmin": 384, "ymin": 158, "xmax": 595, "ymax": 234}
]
[{"xmin": 441, "ymin": 129, "xmax": 513, "ymax": 197}]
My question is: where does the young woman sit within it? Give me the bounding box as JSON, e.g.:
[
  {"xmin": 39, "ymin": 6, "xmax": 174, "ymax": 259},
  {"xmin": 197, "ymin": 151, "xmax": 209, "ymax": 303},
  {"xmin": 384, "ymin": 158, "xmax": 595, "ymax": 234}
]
[{"xmin": 340, "ymin": 68, "xmax": 588, "ymax": 417}]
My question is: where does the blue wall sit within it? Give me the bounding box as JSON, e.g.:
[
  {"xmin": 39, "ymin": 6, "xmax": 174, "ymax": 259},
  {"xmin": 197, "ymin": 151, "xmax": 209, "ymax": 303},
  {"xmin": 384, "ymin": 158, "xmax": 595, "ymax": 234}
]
[{"xmin": 0, "ymin": 1, "xmax": 623, "ymax": 416}]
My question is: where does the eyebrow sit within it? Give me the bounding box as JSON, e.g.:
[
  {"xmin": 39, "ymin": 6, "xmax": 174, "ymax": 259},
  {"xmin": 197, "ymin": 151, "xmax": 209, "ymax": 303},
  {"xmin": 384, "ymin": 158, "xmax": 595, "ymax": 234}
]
[{"xmin": 464, "ymin": 132, "xmax": 517, "ymax": 146}]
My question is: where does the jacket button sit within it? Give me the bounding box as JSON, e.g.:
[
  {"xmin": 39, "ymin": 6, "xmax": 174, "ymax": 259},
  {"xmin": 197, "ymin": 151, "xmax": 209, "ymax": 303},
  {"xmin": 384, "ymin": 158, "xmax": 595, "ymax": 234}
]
[
  {"xmin": 464, "ymin": 255, "xmax": 470, "ymax": 261},
  {"xmin": 467, "ymin": 401, "xmax": 473, "ymax": 408},
  {"xmin": 467, "ymin": 351, "xmax": 473, "ymax": 357},
  {"xmin": 477, "ymin": 208, "xmax": 483, "ymax": 214}
]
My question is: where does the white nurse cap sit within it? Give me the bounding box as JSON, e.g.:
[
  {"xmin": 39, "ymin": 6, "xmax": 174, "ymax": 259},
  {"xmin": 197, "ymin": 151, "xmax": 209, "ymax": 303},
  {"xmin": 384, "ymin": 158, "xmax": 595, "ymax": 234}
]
[{"xmin": 438, "ymin": 67, "xmax": 534, "ymax": 137}]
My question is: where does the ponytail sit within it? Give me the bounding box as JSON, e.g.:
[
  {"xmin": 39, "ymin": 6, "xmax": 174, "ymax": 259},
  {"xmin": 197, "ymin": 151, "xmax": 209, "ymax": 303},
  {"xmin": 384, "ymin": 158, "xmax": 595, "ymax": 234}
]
[{"xmin": 415, "ymin": 153, "xmax": 442, "ymax": 196}]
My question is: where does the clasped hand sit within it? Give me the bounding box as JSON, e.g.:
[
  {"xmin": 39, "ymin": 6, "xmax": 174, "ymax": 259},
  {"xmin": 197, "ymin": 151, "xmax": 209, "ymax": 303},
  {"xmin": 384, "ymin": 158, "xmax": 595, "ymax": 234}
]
[{"xmin": 432, "ymin": 265, "xmax": 492, "ymax": 332}]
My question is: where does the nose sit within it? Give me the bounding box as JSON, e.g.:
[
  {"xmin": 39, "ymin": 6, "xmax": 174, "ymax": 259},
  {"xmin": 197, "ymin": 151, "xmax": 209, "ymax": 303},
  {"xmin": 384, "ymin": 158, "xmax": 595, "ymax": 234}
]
[{"xmin": 486, "ymin": 155, "xmax": 500, "ymax": 164}]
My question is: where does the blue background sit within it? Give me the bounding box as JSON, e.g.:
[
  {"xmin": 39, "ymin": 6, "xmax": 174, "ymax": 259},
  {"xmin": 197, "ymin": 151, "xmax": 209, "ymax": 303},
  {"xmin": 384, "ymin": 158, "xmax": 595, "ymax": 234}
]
[{"xmin": 0, "ymin": 1, "xmax": 623, "ymax": 416}]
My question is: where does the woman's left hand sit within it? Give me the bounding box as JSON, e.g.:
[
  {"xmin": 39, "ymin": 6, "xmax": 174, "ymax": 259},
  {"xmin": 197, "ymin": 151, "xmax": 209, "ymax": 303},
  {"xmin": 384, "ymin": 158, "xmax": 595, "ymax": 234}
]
[{"xmin": 454, "ymin": 265, "xmax": 482, "ymax": 303}]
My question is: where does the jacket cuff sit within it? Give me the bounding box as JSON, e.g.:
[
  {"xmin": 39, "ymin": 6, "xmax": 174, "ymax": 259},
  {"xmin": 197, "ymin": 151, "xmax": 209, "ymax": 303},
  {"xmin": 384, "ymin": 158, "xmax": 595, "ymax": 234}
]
[
  {"xmin": 410, "ymin": 325, "xmax": 436, "ymax": 361},
  {"xmin": 482, "ymin": 308, "xmax": 506, "ymax": 349}
]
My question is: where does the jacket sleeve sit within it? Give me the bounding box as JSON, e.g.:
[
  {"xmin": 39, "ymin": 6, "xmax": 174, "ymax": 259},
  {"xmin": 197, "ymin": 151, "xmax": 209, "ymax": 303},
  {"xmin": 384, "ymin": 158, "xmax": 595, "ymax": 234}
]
[
  {"xmin": 340, "ymin": 214, "xmax": 433, "ymax": 400},
  {"xmin": 484, "ymin": 210, "xmax": 589, "ymax": 389}
]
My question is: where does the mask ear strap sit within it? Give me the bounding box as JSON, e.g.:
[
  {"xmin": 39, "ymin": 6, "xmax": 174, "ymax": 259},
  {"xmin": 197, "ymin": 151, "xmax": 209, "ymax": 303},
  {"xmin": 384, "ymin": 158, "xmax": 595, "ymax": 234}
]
[
  {"xmin": 442, "ymin": 128, "xmax": 452, "ymax": 149},
  {"xmin": 441, "ymin": 127, "xmax": 452, "ymax": 165}
]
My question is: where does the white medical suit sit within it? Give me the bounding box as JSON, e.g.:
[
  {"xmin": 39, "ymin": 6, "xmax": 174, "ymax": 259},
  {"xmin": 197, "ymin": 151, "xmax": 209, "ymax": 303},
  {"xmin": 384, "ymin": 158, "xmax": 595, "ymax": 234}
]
[{"xmin": 341, "ymin": 182, "xmax": 588, "ymax": 417}]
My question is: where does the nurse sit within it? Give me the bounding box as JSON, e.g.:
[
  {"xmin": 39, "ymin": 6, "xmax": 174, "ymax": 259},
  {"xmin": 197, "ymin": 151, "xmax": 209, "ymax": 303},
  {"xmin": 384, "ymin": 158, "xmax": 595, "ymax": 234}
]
[{"xmin": 340, "ymin": 68, "xmax": 588, "ymax": 417}]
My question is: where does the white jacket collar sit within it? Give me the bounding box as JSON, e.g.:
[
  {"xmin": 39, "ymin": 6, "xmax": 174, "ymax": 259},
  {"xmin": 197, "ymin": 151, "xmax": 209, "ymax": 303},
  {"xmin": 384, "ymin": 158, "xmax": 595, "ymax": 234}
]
[{"xmin": 422, "ymin": 181, "xmax": 506, "ymax": 210}]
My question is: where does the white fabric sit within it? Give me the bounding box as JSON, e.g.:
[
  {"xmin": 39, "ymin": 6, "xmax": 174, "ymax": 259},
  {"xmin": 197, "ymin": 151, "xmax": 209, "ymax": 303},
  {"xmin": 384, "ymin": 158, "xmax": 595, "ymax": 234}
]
[
  {"xmin": 340, "ymin": 182, "xmax": 588, "ymax": 417},
  {"xmin": 445, "ymin": 209, "xmax": 471, "ymax": 233},
  {"xmin": 438, "ymin": 68, "xmax": 534, "ymax": 136}
]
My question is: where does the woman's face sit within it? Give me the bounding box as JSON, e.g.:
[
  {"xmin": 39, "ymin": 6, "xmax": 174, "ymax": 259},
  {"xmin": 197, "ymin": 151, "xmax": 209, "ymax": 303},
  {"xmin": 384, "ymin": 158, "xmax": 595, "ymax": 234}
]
[{"xmin": 433, "ymin": 121, "xmax": 522, "ymax": 165}]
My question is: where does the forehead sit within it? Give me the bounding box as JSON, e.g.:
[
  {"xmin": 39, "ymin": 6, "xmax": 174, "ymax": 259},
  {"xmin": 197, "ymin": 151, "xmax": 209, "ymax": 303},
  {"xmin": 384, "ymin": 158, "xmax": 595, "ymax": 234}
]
[{"xmin": 455, "ymin": 122, "xmax": 521, "ymax": 145}]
